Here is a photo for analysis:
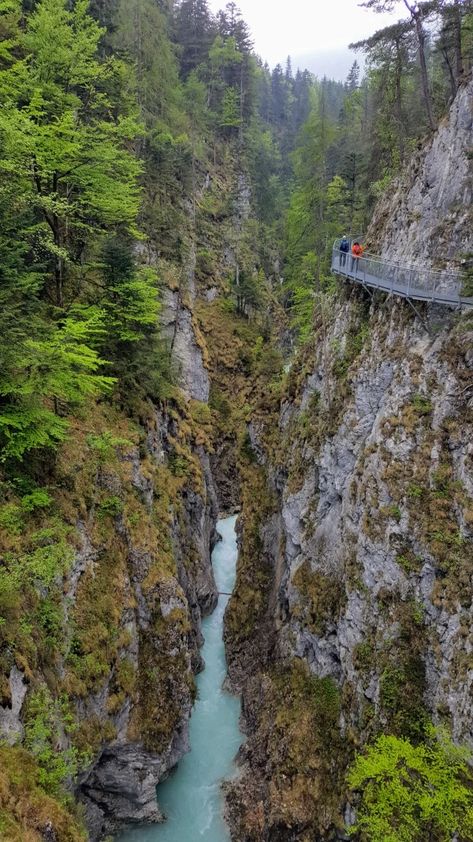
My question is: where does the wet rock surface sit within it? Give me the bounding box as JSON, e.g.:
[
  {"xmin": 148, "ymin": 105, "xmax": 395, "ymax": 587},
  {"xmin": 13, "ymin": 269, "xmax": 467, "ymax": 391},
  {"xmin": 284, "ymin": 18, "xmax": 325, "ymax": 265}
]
[
  {"xmin": 75, "ymin": 420, "xmax": 219, "ymax": 839},
  {"xmin": 226, "ymin": 291, "xmax": 473, "ymax": 840},
  {"xmin": 369, "ymin": 79, "xmax": 473, "ymax": 268}
]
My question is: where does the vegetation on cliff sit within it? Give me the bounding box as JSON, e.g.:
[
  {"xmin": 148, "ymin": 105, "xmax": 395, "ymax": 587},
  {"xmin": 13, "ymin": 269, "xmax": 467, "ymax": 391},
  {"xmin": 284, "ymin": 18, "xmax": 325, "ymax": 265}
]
[
  {"xmin": 1, "ymin": 0, "xmax": 473, "ymax": 839},
  {"xmin": 348, "ymin": 728, "xmax": 473, "ymax": 842}
]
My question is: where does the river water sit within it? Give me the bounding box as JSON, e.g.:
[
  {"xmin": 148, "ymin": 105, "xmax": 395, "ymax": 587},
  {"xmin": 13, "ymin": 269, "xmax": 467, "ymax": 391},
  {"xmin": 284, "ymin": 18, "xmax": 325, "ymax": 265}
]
[{"xmin": 116, "ymin": 515, "xmax": 242, "ymax": 842}]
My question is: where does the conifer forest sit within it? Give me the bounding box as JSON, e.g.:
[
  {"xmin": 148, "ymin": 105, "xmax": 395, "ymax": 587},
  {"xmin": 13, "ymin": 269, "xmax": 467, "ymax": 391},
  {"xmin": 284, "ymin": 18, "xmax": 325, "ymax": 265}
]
[{"xmin": 0, "ymin": 1, "xmax": 473, "ymax": 840}]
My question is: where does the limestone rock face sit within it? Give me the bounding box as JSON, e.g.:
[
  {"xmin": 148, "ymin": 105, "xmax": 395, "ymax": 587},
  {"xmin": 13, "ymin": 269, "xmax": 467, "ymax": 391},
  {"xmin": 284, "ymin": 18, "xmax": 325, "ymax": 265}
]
[
  {"xmin": 369, "ymin": 79, "xmax": 473, "ymax": 268},
  {"xmin": 0, "ymin": 667, "xmax": 27, "ymax": 744},
  {"xmin": 227, "ymin": 291, "xmax": 473, "ymax": 840},
  {"xmin": 161, "ymin": 288, "xmax": 210, "ymax": 403},
  {"xmin": 81, "ymin": 732, "xmax": 185, "ymax": 837},
  {"xmin": 275, "ymin": 300, "xmax": 472, "ymax": 738},
  {"xmin": 75, "ymin": 417, "xmax": 218, "ymax": 839}
]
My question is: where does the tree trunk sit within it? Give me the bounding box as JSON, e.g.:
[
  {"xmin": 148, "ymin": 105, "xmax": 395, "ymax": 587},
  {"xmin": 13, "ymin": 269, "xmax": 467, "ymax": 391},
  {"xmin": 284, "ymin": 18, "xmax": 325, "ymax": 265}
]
[
  {"xmin": 442, "ymin": 45, "xmax": 457, "ymax": 102},
  {"xmin": 55, "ymin": 256, "xmax": 64, "ymax": 309},
  {"xmin": 240, "ymin": 63, "xmax": 243, "ymax": 136},
  {"xmin": 453, "ymin": 0, "xmax": 464, "ymax": 86},
  {"xmin": 415, "ymin": 13, "xmax": 437, "ymax": 131},
  {"xmin": 395, "ymin": 40, "xmax": 406, "ymax": 164}
]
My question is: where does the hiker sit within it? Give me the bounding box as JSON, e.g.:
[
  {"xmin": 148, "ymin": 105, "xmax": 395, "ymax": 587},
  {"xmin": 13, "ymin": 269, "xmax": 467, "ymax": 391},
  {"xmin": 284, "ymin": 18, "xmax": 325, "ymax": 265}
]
[
  {"xmin": 339, "ymin": 236, "xmax": 349, "ymax": 268},
  {"xmin": 351, "ymin": 241, "xmax": 363, "ymax": 271}
]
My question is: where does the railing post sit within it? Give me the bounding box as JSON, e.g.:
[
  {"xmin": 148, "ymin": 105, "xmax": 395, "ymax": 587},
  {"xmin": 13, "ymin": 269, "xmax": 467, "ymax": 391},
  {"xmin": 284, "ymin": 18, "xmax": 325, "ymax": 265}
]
[
  {"xmin": 333, "ymin": 245, "xmax": 465, "ymax": 308},
  {"xmin": 432, "ymin": 271, "xmax": 437, "ymax": 303}
]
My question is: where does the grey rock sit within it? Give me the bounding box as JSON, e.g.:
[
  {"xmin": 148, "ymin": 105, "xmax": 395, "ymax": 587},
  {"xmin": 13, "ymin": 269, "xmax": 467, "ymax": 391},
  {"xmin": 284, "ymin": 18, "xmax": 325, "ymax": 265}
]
[
  {"xmin": 370, "ymin": 80, "xmax": 473, "ymax": 269},
  {"xmin": 161, "ymin": 288, "xmax": 210, "ymax": 402},
  {"xmin": 0, "ymin": 667, "xmax": 27, "ymax": 744}
]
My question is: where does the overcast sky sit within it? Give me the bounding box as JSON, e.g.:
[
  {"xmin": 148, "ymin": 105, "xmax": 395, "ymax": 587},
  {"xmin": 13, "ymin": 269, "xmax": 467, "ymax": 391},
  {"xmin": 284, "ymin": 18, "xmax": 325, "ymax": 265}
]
[{"xmin": 208, "ymin": 0, "xmax": 400, "ymax": 76}]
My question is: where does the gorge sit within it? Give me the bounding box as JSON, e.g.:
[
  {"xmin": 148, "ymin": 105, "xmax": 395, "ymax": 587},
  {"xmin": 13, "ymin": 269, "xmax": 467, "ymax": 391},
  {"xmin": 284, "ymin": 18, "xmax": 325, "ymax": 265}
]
[
  {"xmin": 116, "ymin": 516, "xmax": 241, "ymax": 842},
  {"xmin": 0, "ymin": 2, "xmax": 472, "ymax": 842}
]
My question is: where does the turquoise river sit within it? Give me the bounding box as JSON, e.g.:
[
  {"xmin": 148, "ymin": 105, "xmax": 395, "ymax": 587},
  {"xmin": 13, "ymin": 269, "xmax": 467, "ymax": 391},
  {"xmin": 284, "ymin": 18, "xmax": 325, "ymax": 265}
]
[{"xmin": 116, "ymin": 515, "xmax": 242, "ymax": 842}]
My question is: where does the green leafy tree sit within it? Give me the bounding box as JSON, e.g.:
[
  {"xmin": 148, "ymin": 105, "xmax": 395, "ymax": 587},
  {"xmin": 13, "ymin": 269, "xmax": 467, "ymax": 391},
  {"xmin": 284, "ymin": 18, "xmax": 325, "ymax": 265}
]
[
  {"xmin": 0, "ymin": 309, "xmax": 114, "ymax": 459},
  {"xmin": 220, "ymin": 85, "xmax": 242, "ymax": 131},
  {"xmin": 0, "ymin": 0, "xmax": 142, "ymax": 309},
  {"xmin": 348, "ymin": 728, "xmax": 473, "ymax": 842},
  {"xmin": 24, "ymin": 687, "xmax": 80, "ymax": 795},
  {"xmin": 351, "ymin": 20, "xmax": 416, "ymax": 167},
  {"xmin": 233, "ymin": 267, "xmax": 266, "ymax": 316},
  {"xmin": 208, "ymin": 34, "xmax": 243, "ymax": 132},
  {"xmin": 100, "ymin": 236, "xmax": 169, "ymax": 403},
  {"xmin": 0, "ymin": 0, "xmax": 143, "ymax": 460},
  {"xmin": 114, "ymin": 0, "xmax": 183, "ymax": 128},
  {"xmin": 283, "ymin": 81, "xmax": 339, "ymax": 335}
]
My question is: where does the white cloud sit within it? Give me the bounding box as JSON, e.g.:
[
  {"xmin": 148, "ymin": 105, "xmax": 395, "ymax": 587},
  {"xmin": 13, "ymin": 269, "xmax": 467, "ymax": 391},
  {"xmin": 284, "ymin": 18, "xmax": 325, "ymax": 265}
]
[{"xmin": 208, "ymin": 0, "xmax": 400, "ymax": 71}]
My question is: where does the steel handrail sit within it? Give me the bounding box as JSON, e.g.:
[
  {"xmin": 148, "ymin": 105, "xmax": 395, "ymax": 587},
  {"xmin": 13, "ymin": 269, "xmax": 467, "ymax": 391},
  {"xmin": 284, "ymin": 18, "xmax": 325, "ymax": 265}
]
[
  {"xmin": 361, "ymin": 251, "xmax": 459, "ymax": 280},
  {"xmin": 333, "ymin": 240, "xmax": 460, "ymax": 280},
  {"xmin": 331, "ymin": 244, "xmax": 473, "ymax": 310}
]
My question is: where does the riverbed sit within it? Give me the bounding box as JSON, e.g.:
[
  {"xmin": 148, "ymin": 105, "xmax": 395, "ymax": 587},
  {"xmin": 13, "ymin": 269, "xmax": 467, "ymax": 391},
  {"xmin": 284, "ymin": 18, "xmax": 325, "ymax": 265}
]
[{"xmin": 116, "ymin": 515, "xmax": 242, "ymax": 842}]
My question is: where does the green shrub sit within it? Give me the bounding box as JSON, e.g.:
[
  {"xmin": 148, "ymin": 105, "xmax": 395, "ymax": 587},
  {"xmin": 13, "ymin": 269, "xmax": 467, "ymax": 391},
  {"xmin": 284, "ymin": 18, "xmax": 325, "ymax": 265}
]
[
  {"xmin": 21, "ymin": 489, "xmax": 53, "ymax": 513},
  {"xmin": 0, "ymin": 503, "xmax": 23, "ymax": 535},
  {"xmin": 97, "ymin": 496, "xmax": 123, "ymax": 518},
  {"xmin": 411, "ymin": 394, "xmax": 433, "ymax": 415},
  {"xmin": 347, "ymin": 728, "xmax": 473, "ymax": 841},
  {"xmin": 24, "ymin": 687, "xmax": 79, "ymax": 796},
  {"xmin": 86, "ymin": 431, "xmax": 132, "ymax": 463}
]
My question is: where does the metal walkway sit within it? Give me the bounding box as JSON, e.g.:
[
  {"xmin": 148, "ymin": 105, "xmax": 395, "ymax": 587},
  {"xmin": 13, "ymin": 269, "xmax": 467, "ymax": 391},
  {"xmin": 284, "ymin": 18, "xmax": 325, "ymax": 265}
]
[{"xmin": 331, "ymin": 242, "xmax": 473, "ymax": 310}]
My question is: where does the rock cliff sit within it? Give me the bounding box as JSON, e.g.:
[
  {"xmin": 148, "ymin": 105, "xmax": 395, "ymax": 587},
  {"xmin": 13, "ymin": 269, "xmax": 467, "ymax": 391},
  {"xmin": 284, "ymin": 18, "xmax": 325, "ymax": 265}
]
[
  {"xmin": 369, "ymin": 79, "xmax": 473, "ymax": 269},
  {"xmin": 225, "ymin": 81, "xmax": 473, "ymax": 842},
  {"xmin": 78, "ymin": 404, "xmax": 219, "ymax": 838},
  {"xmin": 0, "ymin": 314, "xmax": 219, "ymax": 841}
]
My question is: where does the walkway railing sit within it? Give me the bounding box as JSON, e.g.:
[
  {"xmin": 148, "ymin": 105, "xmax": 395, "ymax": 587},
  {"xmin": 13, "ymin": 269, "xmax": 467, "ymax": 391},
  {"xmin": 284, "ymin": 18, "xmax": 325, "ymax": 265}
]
[{"xmin": 331, "ymin": 241, "xmax": 473, "ymax": 310}]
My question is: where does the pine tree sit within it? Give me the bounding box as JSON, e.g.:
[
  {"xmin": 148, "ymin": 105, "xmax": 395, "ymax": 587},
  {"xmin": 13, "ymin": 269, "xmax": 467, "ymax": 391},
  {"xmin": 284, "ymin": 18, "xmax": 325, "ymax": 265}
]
[
  {"xmin": 361, "ymin": 0, "xmax": 438, "ymax": 129},
  {"xmin": 351, "ymin": 20, "xmax": 416, "ymax": 166},
  {"xmin": 0, "ymin": 0, "xmax": 142, "ymax": 309},
  {"xmin": 174, "ymin": 0, "xmax": 215, "ymax": 78},
  {"xmin": 345, "ymin": 60, "xmax": 361, "ymax": 91},
  {"xmin": 115, "ymin": 0, "xmax": 183, "ymax": 126}
]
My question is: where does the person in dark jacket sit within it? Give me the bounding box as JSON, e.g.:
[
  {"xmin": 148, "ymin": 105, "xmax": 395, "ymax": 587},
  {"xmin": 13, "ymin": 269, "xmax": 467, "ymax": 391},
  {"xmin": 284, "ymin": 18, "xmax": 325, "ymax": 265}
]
[{"xmin": 339, "ymin": 236, "xmax": 349, "ymax": 267}]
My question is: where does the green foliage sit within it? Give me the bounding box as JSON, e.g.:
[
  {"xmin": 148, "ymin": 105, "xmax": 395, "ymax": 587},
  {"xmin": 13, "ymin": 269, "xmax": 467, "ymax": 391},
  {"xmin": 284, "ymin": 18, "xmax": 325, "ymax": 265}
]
[
  {"xmin": 86, "ymin": 430, "xmax": 133, "ymax": 462},
  {"xmin": 0, "ymin": 0, "xmax": 142, "ymax": 300},
  {"xmin": 0, "ymin": 502, "xmax": 23, "ymax": 535},
  {"xmin": 102, "ymin": 238, "xmax": 159, "ymax": 343},
  {"xmin": 24, "ymin": 687, "xmax": 81, "ymax": 796},
  {"xmin": 220, "ymin": 86, "xmax": 242, "ymax": 129},
  {"xmin": 0, "ymin": 309, "xmax": 114, "ymax": 459},
  {"xmin": 18, "ymin": 530, "xmax": 74, "ymax": 588},
  {"xmin": 411, "ymin": 394, "xmax": 433, "ymax": 415},
  {"xmin": 0, "ymin": 744, "xmax": 86, "ymax": 840},
  {"xmin": 0, "ymin": 0, "xmax": 146, "ymax": 461},
  {"xmin": 347, "ymin": 728, "xmax": 473, "ymax": 842},
  {"xmin": 114, "ymin": 0, "xmax": 183, "ymax": 128},
  {"xmin": 20, "ymin": 488, "xmax": 53, "ymax": 512},
  {"xmin": 283, "ymin": 82, "xmax": 346, "ymax": 338},
  {"xmin": 232, "ymin": 268, "xmax": 267, "ymax": 316},
  {"xmin": 97, "ymin": 495, "xmax": 123, "ymax": 519}
]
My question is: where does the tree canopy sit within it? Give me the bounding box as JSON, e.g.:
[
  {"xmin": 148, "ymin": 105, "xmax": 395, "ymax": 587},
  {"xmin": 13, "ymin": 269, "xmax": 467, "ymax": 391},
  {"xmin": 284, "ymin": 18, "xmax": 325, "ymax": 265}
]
[{"xmin": 348, "ymin": 729, "xmax": 473, "ymax": 842}]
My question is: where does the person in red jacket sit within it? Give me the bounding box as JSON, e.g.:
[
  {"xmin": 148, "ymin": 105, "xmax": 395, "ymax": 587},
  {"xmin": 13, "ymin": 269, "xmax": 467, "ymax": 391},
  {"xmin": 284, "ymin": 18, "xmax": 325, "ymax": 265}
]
[{"xmin": 351, "ymin": 241, "xmax": 363, "ymax": 272}]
